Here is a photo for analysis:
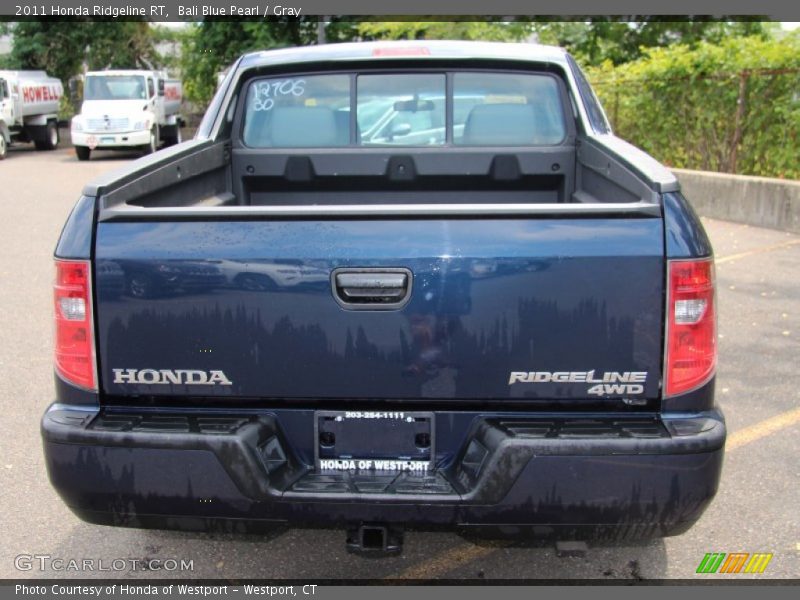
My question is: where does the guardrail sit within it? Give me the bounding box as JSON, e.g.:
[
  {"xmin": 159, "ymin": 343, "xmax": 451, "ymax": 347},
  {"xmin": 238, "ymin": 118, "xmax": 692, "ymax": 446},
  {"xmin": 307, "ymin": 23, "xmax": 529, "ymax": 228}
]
[{"xmin": 673, "ymin": 168, "xmax": 800, "ymax": 234}]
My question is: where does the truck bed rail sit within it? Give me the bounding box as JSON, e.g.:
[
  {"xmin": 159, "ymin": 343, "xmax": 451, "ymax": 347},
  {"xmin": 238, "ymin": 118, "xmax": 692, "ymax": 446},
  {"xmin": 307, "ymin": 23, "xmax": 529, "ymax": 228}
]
[{"xmin": 97, "ymin": 200, "xmax": 662, "ymax": 222}]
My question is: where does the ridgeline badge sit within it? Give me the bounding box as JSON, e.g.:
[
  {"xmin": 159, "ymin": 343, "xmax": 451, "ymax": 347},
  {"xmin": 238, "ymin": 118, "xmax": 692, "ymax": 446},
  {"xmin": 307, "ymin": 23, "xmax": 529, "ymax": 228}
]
[{"xmin": 508, "ymin": 370, "xmax": 648, "ymax": 396}]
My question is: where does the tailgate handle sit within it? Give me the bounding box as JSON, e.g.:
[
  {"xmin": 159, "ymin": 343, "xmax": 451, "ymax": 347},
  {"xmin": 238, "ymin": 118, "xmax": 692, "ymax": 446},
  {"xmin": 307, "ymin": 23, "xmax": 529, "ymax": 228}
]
[{"xmin": 333, "ymin": 268, "xmax": 412, "ymax": 310}]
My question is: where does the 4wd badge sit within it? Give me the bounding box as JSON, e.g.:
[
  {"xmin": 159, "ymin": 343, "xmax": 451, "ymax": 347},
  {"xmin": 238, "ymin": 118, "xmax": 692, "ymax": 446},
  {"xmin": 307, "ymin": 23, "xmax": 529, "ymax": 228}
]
[{"xmin": 508, "ymin": 370, "xmax": 647, "ymax": 396}]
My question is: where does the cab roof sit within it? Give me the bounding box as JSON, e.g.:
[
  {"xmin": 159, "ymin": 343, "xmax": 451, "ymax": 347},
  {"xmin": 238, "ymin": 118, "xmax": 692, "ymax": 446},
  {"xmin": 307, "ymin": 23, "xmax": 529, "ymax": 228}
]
[{"xmin": 240, "ymin": 40, "xmax": 570, "ymax": 70}]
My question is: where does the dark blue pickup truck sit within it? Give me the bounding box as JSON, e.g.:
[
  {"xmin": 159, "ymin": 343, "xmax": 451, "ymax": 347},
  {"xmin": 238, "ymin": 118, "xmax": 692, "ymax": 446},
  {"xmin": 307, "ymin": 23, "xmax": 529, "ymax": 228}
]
[{"xmin": 43, "ymin": 41, "xmax": 723, "ymax": 552}]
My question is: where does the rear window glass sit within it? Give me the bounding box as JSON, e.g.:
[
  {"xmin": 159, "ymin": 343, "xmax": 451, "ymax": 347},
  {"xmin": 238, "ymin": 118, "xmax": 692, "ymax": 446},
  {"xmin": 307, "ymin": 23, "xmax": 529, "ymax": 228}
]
[
  {"xmin": 357, "ymin": 74, "xmax": 446, "ymax": 146},
  {"xmin": 453, "ymin": 73, "xmax": 566, "ymax": 145},
  {"xmin": 242, "ymin": 71, "xmax": 567, "ymax": 148},
  {"xmin": 243, "ymin": 74, "xmax": 351, "ymax": 148}
]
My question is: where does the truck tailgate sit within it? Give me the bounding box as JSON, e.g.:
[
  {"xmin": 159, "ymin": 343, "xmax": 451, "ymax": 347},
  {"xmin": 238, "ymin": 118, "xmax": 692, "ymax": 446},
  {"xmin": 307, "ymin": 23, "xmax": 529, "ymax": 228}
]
[{"xmin": 94, "ymin": 217, "xmax": 664, "ymax": 402}]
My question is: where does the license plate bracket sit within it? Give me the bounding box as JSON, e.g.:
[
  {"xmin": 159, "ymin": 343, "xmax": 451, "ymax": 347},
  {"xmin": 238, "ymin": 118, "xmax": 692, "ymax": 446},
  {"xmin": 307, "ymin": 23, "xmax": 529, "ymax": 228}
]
[{"xmin": 314, "ymin": 411, "xmax": 434, "ymax": 473}]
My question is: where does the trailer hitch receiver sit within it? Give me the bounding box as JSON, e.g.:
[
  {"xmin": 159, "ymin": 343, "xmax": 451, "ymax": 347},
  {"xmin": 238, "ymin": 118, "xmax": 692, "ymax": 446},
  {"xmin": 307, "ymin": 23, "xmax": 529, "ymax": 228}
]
[{"xmin": 346, "ymin": 524, "xmax": 403, "ymax": 556}]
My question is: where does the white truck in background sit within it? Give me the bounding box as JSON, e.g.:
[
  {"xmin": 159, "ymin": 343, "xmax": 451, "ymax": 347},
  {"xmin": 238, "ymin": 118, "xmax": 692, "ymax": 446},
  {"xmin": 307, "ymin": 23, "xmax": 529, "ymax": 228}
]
[
  {"xmin": 70, "ymin": 70, "xmax": 183, "ymax": 161},
  {"xmin": 0, "ymin": 70, "xmax": 63, "ymax": 160}
]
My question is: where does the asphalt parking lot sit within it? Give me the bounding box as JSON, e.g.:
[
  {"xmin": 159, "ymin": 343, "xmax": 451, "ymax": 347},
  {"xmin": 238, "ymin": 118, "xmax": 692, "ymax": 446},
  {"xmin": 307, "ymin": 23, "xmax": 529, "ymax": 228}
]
[{"xmin": 0, "ymin": 139, "xmax": 798, "ymax": 581}]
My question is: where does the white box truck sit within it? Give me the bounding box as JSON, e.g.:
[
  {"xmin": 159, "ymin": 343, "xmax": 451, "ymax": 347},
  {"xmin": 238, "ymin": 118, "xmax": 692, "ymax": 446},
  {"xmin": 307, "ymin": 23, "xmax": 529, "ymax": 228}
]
[
  {"xmin": 70, "ymin": 70, "xmax": 183, "ymax": 160},
  {"xmin": 0, "ymin": 70, "xmax": 63, "ymax": 160}
]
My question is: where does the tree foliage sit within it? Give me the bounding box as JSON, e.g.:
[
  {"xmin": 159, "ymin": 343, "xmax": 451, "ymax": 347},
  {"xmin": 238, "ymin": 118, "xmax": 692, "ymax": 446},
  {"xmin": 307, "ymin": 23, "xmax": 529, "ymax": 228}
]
[
  {"xmin": 8, "ymin": 22, "xmax": 87, "ymax": 83},
  {"xmin": 177, "ymin": 18, "xmax": 774, "ymax": 107},
  {"xmin": 179, "ymin": 19, "xmax": 532, "ymax": 105},
  {"xmin": 356, "ymin": 20, "xmax": 532, "ymax": 42},
  {"xmin": 180, "ymin": 21, "xmax": 300, "ymax": 105},
  {"xmin": 534, "ymin": 19, "xmax": 770, "ymax": 66},
  {"xmin": 179, "ymin": 19, "xmax": 370, "ymax": 105},
  {"xmin": 7, "ymin": 21, "xmax": 159, "ymax": 83},
  {"xmin": 84, "ymin": 22, "xmax": 158, "ymax": 70},
  {"xmin": 587, "ymin": 34, "xmax": 800, "ymax": 178}
]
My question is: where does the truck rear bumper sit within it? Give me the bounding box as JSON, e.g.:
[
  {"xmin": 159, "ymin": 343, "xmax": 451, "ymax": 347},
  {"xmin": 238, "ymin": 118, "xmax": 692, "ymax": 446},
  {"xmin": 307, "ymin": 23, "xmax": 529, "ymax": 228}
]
[{"xmin": 42, "ymin": 404, "xmax": 725, "ymax": 540}]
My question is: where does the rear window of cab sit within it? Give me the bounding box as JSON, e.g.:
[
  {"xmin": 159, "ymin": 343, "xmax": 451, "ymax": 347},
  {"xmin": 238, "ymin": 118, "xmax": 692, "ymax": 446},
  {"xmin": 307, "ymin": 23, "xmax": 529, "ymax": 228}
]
[{"xmin": 241, "ymin": 71, "xmax": 568, "ymax": 148}]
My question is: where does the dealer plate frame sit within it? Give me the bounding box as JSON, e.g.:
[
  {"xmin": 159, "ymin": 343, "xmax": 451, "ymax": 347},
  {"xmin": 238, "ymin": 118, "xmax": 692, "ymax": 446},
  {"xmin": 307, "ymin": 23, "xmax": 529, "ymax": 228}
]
[{"xmin": 313, "ymin": 410, "xmax": 435, "ymax": 473}]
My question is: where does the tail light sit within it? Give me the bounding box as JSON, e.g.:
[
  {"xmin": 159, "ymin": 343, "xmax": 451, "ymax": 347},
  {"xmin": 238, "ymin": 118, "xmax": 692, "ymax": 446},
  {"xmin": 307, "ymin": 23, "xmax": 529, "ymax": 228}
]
[
  {"xmin": 54, "ymin": 259, "xmax": 96, "ymax": 391},
  {"xmin": 665, "ymin": 258, "xmax": 716, "ymax": 396}
]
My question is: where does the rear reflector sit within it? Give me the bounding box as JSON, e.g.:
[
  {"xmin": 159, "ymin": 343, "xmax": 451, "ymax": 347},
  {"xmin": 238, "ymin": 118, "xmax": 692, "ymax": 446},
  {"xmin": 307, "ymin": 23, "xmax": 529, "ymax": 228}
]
[
  {"xmin": 665, "ymin": 258, "xmax": 716, "ymax": 397},
  {"xmin": 54, "ymin": 259, "xmax": 96, "ymax": 391}
]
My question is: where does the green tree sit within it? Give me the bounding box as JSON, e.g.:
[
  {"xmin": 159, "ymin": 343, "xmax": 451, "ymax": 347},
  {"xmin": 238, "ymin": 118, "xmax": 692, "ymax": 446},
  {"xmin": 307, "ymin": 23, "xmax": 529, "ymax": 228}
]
[
  {"xmin": 534, "ymin": 19, "xmax": 769, "ymax": 66},
  {"xmin": 83, "ymin": 22, "xmax": 159, "ymax": 70},
  {"xmin": 588, "ymin": 35, "xmax": 800, "ymax": 178},
  {"xmin": 356, "ymin": 20, "xmax": 532, "ymax": 42},
  {"xmin": 8, "ymin": 21, "xmax": 159, "ymax": 82},
  {"xmin": 8, "ymin": 22, "xmax": 88, "ymax": 84},
  {"xmin": 150, "ymin": 24, "xmax": 185, "ymax": 72},
  {"xmin": 180, "ymin": 19, "xmax": 331, "ymax": 105},
  {"xmin": 178, "ymin": 18, "xmax": 533, "ymax": 106},
  {"xmin": 320, "ymin": 19, "xmax": 361, "ymax": 43}
]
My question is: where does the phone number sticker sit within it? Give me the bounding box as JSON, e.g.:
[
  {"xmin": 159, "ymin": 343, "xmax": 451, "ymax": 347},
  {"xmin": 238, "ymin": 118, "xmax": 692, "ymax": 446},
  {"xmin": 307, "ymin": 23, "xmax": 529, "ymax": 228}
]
[{"xmin": 341, "ymin": 411, "xmax": 409, "ymax": 420}]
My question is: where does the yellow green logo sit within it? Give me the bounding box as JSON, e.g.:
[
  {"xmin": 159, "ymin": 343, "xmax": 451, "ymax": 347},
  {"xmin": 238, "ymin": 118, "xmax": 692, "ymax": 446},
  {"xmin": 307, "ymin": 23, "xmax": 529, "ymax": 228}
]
[{"xmin": 696, "ymin": 552, "xmax": 773, "ymax": 574}]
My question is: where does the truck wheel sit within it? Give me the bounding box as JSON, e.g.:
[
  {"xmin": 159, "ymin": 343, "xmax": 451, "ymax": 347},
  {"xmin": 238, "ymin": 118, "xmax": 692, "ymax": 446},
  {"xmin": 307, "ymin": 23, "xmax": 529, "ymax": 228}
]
[
  {"xmin": 142, "ymin": 127, "xmax": 158, "ymax": 155},
  {"xmin": 33, "ymin": 121, "xmax": 58, "ymax": 150},
  {"xmin": 0, "ymin": 135, "xmax": 6, "ymax": 160},
  {"xmin": 164, "ymin": 127, "xmax": 182, "ymax": 147},
  {"xmin": 75, "ymin": 146, "xmax": 91, "ymax": 161}
]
